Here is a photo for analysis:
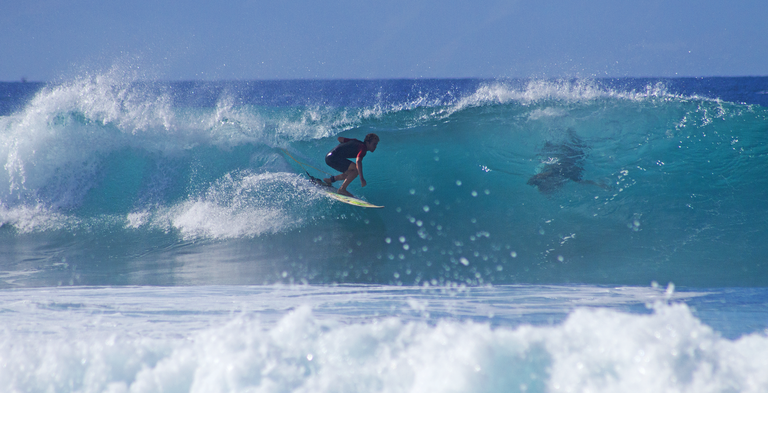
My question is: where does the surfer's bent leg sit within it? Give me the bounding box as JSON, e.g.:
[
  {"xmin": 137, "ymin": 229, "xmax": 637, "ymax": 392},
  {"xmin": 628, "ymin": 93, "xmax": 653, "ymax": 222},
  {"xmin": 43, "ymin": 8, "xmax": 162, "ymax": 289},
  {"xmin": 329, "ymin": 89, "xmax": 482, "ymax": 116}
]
[
  {"xmin": 337, "ymin": 163, "xmax": 358, "ymax": 196},
  {"xmin": 324, "ymin": 154, "xmax": 354, "ymax": 185}
]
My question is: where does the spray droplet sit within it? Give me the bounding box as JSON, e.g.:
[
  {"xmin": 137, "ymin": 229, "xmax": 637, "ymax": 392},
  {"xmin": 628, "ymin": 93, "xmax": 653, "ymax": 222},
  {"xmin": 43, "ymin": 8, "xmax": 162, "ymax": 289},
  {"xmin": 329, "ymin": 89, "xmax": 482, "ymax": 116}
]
[{"xmin": 665, "ymin": 282, "xmax": 675, "ymax": 300}]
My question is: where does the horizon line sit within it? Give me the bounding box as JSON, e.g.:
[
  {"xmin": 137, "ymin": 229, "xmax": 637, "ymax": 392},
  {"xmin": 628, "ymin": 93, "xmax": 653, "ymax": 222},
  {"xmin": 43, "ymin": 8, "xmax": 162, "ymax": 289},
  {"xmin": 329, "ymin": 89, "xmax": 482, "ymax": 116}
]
[{"xmin": 3, "ymin": 75, "xmax": 768, "ymax": 84}]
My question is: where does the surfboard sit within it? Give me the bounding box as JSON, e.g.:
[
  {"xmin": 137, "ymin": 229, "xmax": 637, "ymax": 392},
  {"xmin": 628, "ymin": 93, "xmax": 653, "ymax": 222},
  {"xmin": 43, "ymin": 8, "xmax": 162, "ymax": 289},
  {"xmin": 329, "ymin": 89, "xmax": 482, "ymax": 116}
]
[
  {"xmin": 309, "ymin": 177, "xmax": 383, "ymax": 208},
  {"xmin": 321, "ymin": 189, "xmax": 384, "ymax": 208},
  {"xmin": 278, "ymin": 149, "xmax": 383, "ymax": 208}
]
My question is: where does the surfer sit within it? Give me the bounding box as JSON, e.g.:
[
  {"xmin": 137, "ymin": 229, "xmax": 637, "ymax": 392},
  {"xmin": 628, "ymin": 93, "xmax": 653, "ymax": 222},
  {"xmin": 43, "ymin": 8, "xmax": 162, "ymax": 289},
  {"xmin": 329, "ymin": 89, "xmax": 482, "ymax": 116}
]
[
  {"xmin": 527, "ymin": 135, "xmax": 608, "ymax": 194},
  {"xmin": 323, "ymin": 133, "xmax": 379, "ymax": 197}
]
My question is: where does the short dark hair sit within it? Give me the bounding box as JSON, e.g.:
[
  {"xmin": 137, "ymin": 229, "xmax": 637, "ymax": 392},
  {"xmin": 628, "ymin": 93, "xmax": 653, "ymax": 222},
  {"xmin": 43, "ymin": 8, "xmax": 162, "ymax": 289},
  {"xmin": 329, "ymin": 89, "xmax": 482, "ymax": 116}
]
[{"xmin": 364, "ymin": 133, "xmax": 380, "ymax": 144}]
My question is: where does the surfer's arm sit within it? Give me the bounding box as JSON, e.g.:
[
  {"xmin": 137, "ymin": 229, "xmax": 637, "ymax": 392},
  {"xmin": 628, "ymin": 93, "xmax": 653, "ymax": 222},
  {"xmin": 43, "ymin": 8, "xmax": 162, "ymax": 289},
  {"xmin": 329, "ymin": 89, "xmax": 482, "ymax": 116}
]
[
  {"xmin": 338, "ymin": 137, "xmax": 352, "ymax": 143},
  {"xmin": 356, "ymin": 155, "xmax": 366, "ymax": 187},
  {"xmin": 578, "ymin": 179, "xmax": 610, "ymax": 191}
]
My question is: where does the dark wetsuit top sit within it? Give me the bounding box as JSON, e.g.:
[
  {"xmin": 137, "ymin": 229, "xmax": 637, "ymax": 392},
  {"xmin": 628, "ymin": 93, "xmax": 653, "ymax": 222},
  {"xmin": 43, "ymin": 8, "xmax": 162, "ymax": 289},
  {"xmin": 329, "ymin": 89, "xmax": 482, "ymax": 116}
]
[
  {"xmin": 325, "ymin": 139, "xmax": 368, "ymax": 173},
  {"xmin": 541, "ymin": 142, "xmax": 585, "ymax": 181}
]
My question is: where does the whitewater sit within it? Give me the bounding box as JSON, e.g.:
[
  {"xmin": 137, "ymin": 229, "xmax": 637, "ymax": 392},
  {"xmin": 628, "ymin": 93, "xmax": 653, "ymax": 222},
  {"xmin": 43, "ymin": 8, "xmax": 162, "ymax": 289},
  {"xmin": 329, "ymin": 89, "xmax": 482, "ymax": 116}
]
[{"xmin": 1, "ymin": 70, "xmax": 768, "ymax": 392}]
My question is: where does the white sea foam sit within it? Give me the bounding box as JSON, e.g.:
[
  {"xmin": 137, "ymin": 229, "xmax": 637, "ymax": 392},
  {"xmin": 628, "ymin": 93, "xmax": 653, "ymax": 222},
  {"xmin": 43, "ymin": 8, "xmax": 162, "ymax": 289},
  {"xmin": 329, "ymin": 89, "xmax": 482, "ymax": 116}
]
[
  {"xmin": 1, "ymin": 301, "xmax": 766, "ymax": 393},
  {"xmin": 0, "ymin": 66, "xmax": 350, "ymax": 231},
  {"xmin": 144, "ymin": 171, "xmax": 326, "ymax": 240},
  {"xmin": 445, "ymin": 79, "xmax": 719, "ymax": 116},
  {"xmin": 1, "ymin": 68, "xmax": 180, "ymax": 212},
  {"xmin": 165, "ymin": 198, "xmax": 289, "ymax": 240},
  {"xmin": 125, "ymin": 210, "xmax": 150, "ymax": 229},
  {"xmin": 450, "ymin": 80, "xmax": 609, "ymax": 112},
  {"xmin": 0, "ymin": 204, "xmax": 72, "ymax": 233}
]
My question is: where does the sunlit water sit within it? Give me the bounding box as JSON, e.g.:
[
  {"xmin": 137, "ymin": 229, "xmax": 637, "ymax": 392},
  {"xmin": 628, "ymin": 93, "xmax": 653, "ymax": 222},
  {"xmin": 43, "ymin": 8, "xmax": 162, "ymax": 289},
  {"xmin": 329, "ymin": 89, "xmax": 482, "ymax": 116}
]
[{"xmin": 1, "ymin": 74, "xmax": 767, "ymax": 392}]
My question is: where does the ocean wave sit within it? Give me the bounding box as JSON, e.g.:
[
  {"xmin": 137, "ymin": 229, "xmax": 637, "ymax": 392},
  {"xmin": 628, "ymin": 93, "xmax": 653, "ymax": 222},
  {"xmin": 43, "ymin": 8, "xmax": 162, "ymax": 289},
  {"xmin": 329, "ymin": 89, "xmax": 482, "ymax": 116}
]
[
  {"xmin": 445, "ymin": 79, "xmax": 731, "ymax": 115},
  {"xmin": 0, "ymin": 72, "xmax": 373, "ymax": 212},
  {"xmin": 143, "ymin": 172, "xmax": 327, "ymax": 240},
  {"xmin": 1, "ymin": 302, "xmax": 766, "ymax": 392},
  {"xmin": 2, "ymin": 76, "xmax": 767, "ymax": 287},
  {"xmin": 0, "ymin": 204, "xmax": 73, "ymax": 233}
]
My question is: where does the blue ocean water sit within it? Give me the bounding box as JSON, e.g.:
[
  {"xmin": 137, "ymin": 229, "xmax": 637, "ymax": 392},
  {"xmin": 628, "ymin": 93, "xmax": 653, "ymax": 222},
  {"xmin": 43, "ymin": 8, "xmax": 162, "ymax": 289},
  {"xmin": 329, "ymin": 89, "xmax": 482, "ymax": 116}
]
[{"xmin": 1, "ymin": 71, "xmax": 768, "ymax": 392}]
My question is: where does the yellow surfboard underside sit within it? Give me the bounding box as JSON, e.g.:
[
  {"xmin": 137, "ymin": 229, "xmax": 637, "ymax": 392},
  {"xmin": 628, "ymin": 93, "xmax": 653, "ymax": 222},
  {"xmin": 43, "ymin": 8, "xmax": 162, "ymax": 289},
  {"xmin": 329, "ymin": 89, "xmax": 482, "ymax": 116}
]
[{"xmin": 321, "ymin": 190, "xmax": 383, "ymax": 208}]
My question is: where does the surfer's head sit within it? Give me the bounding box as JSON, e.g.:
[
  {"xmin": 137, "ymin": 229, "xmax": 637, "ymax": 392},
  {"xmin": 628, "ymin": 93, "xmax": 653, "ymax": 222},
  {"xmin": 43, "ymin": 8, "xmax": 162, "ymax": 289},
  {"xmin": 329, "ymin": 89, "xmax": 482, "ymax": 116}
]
[{"xmin": 364, "ymin": 133, "xmax": 380, "ymax": 152}]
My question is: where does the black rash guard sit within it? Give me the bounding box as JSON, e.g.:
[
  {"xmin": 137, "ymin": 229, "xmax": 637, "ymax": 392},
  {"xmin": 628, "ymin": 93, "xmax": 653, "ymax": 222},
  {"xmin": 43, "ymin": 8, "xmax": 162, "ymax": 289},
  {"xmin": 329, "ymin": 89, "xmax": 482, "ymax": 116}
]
[{"xmin": 325, "ymin": 139, "xmax": 367, "ymax": 172}]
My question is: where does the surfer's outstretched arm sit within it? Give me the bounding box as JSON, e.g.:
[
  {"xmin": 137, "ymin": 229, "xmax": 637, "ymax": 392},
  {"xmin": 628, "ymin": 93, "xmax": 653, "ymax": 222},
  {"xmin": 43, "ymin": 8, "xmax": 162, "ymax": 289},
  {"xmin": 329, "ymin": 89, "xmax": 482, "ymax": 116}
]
[{"xmin": 578, "ymin": 179, "xmax": 611, "ymax": 191}]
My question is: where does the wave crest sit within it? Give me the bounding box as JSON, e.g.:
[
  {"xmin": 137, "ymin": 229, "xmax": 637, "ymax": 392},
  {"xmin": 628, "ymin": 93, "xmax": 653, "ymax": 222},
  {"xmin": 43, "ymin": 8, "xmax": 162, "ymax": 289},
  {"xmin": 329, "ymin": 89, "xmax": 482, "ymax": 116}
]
[{"xmin": 2, "ymin": 302, "xmax": 767, "ymax": 392}]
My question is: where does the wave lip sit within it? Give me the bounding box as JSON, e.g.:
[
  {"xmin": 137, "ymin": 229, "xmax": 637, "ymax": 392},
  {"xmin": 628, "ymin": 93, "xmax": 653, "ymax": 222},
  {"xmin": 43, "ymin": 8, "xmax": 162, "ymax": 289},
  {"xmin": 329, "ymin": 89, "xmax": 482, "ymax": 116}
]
[{"xmin": 445, "ymin": 78, "xmax": 733, "ymax": 118}]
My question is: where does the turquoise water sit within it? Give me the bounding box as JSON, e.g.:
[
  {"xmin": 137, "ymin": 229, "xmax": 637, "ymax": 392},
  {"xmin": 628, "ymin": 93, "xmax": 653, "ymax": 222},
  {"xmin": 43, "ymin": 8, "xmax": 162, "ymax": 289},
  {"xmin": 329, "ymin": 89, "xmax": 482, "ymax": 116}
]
[{"xmin": 1, "ymin": 73, "xmax": 767, "ymax": 392}]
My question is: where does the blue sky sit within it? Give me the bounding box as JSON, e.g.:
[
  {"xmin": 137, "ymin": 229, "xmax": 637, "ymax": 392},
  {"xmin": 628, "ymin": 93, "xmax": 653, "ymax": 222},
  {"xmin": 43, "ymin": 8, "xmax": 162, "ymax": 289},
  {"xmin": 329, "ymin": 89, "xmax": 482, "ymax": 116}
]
[{"xmin": 2, "ymin": 0, "xmax": 766, "ymax": 81}]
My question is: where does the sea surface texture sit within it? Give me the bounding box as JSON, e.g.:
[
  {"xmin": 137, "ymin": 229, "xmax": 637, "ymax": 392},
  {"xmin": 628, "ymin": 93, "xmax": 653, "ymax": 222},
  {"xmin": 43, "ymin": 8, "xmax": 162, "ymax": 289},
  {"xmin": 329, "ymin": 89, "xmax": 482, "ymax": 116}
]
[{"xmin": 1, "ymin": 73, "xmax": 767, "ymax": 392}]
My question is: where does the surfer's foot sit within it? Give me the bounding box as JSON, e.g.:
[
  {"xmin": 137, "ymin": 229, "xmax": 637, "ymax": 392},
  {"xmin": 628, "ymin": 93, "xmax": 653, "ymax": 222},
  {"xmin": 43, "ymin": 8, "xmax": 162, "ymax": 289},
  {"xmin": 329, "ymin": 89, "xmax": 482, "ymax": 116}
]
[
  {"xmin": 337, "ymin": 189, "xmax": 353, "ymax": 197},
  {"xmin": 323, "ymin": 176, "xmax": 335, "ymax": 185}
]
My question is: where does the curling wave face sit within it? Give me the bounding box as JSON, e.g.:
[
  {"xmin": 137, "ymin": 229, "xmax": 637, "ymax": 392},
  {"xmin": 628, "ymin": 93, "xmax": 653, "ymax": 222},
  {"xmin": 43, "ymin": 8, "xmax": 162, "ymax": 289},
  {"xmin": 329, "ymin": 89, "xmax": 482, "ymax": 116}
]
[{"xmin": 1, "ymin": 75, "xmax": 768, "ymax": 287}]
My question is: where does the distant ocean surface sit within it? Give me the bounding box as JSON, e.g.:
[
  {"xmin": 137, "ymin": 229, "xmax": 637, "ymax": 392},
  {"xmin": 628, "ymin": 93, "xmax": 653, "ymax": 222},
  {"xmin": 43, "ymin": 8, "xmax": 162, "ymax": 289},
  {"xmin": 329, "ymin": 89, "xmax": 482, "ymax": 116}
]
[{"xmin": 1, "ymin": 72, "xmax": 768, "ymax": 392}]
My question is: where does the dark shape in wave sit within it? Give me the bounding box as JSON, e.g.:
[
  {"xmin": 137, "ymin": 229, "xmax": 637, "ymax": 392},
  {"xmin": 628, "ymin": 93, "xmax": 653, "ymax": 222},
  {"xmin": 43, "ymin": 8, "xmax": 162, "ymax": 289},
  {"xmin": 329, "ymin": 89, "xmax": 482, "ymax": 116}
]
[{"xmin": 527, "ymin": 131, "xmax": 605, "ymax": 194}]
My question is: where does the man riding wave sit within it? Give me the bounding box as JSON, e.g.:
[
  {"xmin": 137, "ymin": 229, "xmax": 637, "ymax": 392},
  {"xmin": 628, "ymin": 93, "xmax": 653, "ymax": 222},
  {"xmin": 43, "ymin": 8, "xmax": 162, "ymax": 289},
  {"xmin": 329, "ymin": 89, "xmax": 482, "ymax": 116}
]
[{"xmin": 323, "ymin": 133, "xmax": 379, "ymax": 197}]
